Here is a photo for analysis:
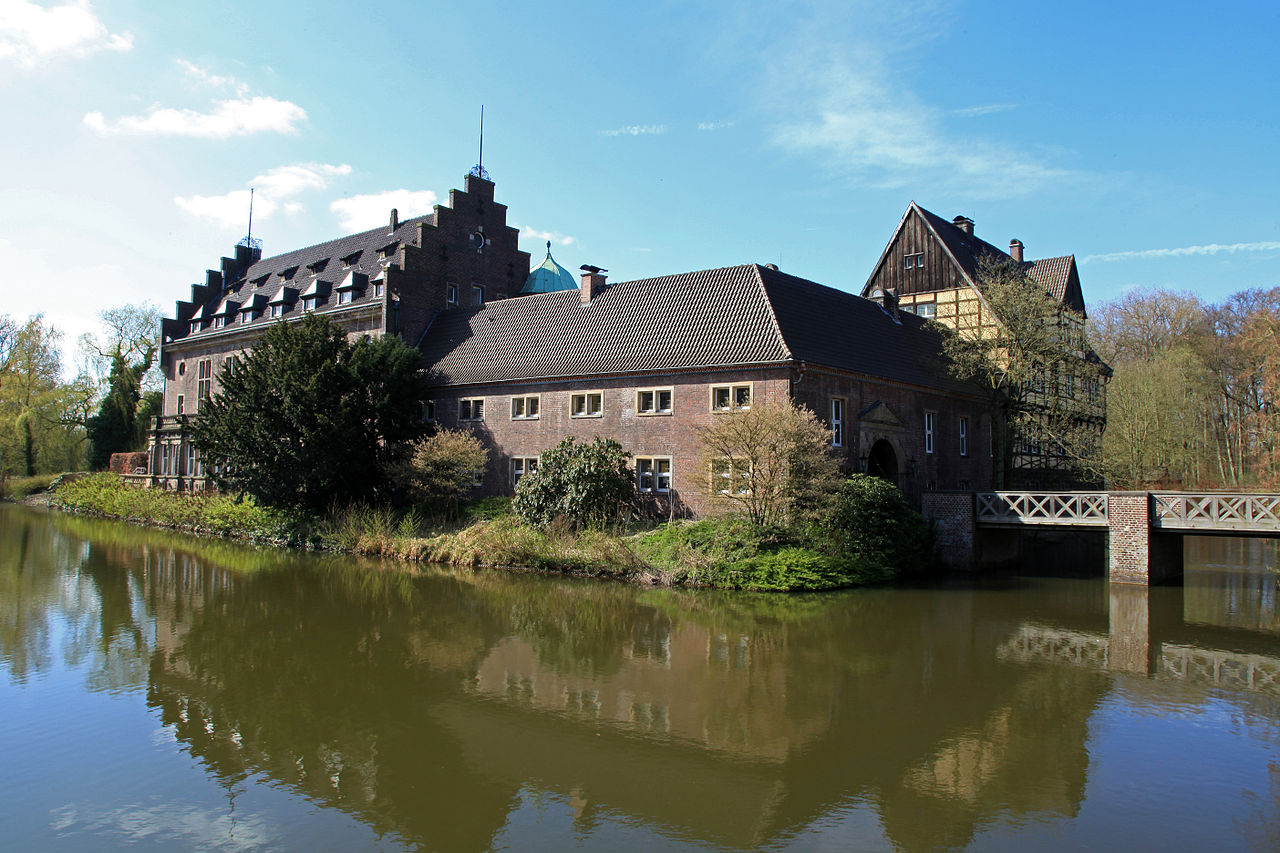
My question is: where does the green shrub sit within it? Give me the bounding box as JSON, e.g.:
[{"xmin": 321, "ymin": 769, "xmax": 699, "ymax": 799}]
[
  {"xmin": 461, "ymin": 496, "xmax": 513, "ymax": 521},
  {"xmin": 398, "ymin": 429, "xmax": 489, "ymax": 515},
  {"xmin": 512, "ymin": 436, "xmax": 635, "ymax": 529},
  {"xmin": 821, "ymin": 474, "xmax": 932, "ymax": 577},
  {"xmin": 1, "ymin": 473, "xmax": 59, "ymax": 499}
]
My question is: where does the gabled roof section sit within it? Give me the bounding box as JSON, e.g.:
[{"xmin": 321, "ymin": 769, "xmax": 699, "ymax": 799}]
[
  {"xmin": 422, "ymin": 265, "xmax": 792, "ymax": 385},
  {"xmin": 862, "ymin": 203, "xmax": 1087, "ymax": 314},
  {"xmin": 421, "ymin": 263, "xmax": 974, "ymax": 394},
  {"xmin": 758, "ymin": 265, "xmax": 975, "ymax": 392}
]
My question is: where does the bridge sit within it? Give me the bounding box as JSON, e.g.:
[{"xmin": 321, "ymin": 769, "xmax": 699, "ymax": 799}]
[{"xmin": 922, "ymin": 491, "xmax": 1280, "ymax": 585}]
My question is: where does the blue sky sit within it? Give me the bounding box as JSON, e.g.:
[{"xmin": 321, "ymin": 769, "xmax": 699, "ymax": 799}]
[{"xmin": 2, "ymin": 0, "xmax": 1278, "ymax": 362}]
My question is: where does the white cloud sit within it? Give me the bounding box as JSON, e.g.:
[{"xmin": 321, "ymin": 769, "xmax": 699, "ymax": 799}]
[
  {"xmin": 84, "ymin": 95, "xmax": 306, "ymax": 138},
  {"xmin": 952, "ymin": 103, "xmax": 1017, "ymax": 118},
  {"xmin": 174, "ymin": 163, "xmax": 351, "ymax": 229},
  {"xmin": 0, "ymin": 0, "xmax": 132, "ymax": 67},
  {"xmin": 600, "ymin": 124, "xmax": 667, "ymax": 137},
  {"xmin": 518, "ymin": 225, "xmax": 576, "ymax": 248},
  {"xmin": 760, "ymin": 4, "xmax": 1075, "ymax": 198},
  {"xmin": 330, "ymin": 189, "xmax": 439, "ymax": 231},
  {"xmin": 1083, "ymin": 241, "xmax": 1280, "ymax": 264},
  {"xmin": 176, "ymin": 59, "xmax": 245, "ymax": 93},
  {"xmin": 697, "ymin": 120, "xmax": 734, "ymax": 131}
]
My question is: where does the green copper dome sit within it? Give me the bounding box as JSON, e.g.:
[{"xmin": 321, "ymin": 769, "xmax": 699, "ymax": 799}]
[{"xmin": 520, "ymin": 242, "xmax": 578, "ymax": 294}]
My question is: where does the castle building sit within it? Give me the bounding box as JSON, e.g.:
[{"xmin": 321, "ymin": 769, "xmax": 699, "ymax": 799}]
[{"xmin": 145, "ymin": 172, "xmax": 1105, "ymax": 509}]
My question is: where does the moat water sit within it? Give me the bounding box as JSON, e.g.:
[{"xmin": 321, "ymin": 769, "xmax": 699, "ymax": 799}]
[{"xmin": 2, "ymin": 503, "xmax": 1279, "ymax": 852}]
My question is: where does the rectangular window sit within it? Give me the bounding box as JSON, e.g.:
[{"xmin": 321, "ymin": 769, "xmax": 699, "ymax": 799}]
[
  {"xmin": 831, "ymin": 398, "xmax": 845, "ymax": 447},
  {"xmin": 904, "ymin": 252, "xmax": 924, "ymax": 268},
  {"xmin": 924, "ymin": 411, "xmax": 935, "ymax": 454},
  {"xmin": 302, "ymin": 296, "xmax": 319, "ymax": 311},
  {"xmin": 711, "ymin": 459, "xmax": 750, "ymax": 495},
  {"xmin": 637, "ymin": 387, "xmax": 673, "ymax": 416},
  {"xmin": 446, "ymin": 284, "xmax": 458, "ymax": 306},
  {"xmin": 213, "ymin": 316, "xmax": 226, "ymax": 329},
  {"xmin": 636, "ymin": 457, "xmax": 672, "ymax": 493},
  {"xmin": 711, "ymin": 383, "xmax": 752, "ymax": 412},
  {"xmin": 176, "ymin": 395, "xmax": 184, "ymax": 415},
  {"xmin": 571, "ymin": 392, "xmax": 603, "ymax": 418},
  {"xmin": 458, "ymin": 398, "xmax": 485, "ymax": 421},
  {"xmin": 374, "ymin": 282, "xmax": 385, "ymax": 297},
  {"xmin": 915, "ymin": 302, "xmax": 936, "ymax": 319},
  {"xmin": 196, "ymin": 359, "xmax": 212, "ymax": 411},
  {"xmin": 959, "ymin": 416, "xmax": 969, "ymax": 457},
  {"xmin": 337, "ymin": 290, "xmax": 354, "ymax": 305},
  {"xmin": 270, "ymin": 303, "xmax": 284, "ymax": 318},
  {"xmin": 423, "ymin": 400, "xmax": 436, "ymax": 422},
  {"xmin": 472, "ymin": 285, "xmax": 484, "ymax": 305},
  {"xmin": 512, "ymin": 457, "xmax": 539, "ymax": 486},
  {"xmin": 511, "ymin": 395, "xmax": 540, "ymax": 420}
]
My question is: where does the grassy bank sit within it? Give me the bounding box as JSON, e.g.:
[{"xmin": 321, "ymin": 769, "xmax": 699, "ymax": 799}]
[{"xmin": 46, "ymin": 473, "xmax": 907, "ymax": 591}]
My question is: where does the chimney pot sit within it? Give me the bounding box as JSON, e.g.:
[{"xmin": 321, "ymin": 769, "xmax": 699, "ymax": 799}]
[
  {"xmin": 953, "ymin": 215, "xmax": 975, "ymax": 236},
  {"xmin": 1009, "ymin": 238, "xmax": 1024, "ymax": 262},
  {"xmin": 390, "ymin": 208, "xmax": 399, "ymax": 231},
  {"xmin": 579, "ymin": 265, "xmax": 607, "ymax": 304}
]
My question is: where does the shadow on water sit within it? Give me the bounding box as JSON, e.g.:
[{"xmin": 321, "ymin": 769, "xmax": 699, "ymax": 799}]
[{"xmin": 2, "ymin": 504, "xmax": 1279, "ymax": 852}]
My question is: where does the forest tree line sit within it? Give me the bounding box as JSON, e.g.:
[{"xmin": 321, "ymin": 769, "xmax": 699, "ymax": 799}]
[{"xmin": 5, "ymin": 283, "xmax": 1280, "ymax": 492}]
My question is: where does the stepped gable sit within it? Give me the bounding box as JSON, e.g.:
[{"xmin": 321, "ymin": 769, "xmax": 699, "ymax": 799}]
[{"xmin": 421, "ymin": 263, "xmax": 975, "ymax": 394}]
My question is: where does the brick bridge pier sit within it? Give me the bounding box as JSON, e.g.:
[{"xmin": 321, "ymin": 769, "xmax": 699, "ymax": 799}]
[{"xmin": 922, "ymin": 491, "xmax": 1280, "ymax": 584}]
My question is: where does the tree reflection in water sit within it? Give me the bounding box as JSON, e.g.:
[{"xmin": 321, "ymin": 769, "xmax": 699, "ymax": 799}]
[{"xmin": 2, "ymin": 505, "xmax": 1278, "ymax": 852}]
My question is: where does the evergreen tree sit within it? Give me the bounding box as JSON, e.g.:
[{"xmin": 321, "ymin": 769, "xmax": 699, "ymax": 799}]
[{"xmin": 190, "ymin": 315, "xmax": 427, "ymax": 510}]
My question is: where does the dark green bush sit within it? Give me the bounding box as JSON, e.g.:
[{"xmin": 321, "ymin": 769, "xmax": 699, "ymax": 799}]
[
  {"xmin": 461, "ymin": 495, "xmax": 513, "ymax": 521},
  {"xmin": 512, "ymin": 436, "xmax": 635, "ymax": 529},
  {"xmin": 821, "ymin": 474, "xmax": 932, "ymax": 577}
]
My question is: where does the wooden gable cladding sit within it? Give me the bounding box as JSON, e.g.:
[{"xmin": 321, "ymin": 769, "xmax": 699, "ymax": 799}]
[{"xmin": 865, "ymin": 207, "xmax": 964, "ymax": 298}]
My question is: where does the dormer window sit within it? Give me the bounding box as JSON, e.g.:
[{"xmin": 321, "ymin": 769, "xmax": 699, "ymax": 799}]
[
  {"xmin": 341, "ymin": 251, "xmax": 362, "ymax": 267},
  {"xmin": 270, "ymin": 303, "xmax": 284, "ymax": 318},
  {"xmin": 279, "ymin": 266, "xmax": 299, "ymax": 280},
  {"xmin": 189, "ymin": 321, "xmax": 202, "ymax": 334},
  {"xmin": 374, "ymin": 282, "xmax": 385, "ymax": 297},
  {"xmin": 308, "ymin": 258, "xmax": 330, "ymax": 274},
  {"xmin": 213, "ymin": 315, "xmax": 226, "ymax": 329},
  {"xmin": 302, "ymin": 296, "xmax": 320, "ymax": 311}
]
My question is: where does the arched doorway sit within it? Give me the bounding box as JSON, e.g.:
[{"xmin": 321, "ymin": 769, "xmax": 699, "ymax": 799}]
[{"xmin": 866, "ymin": 439, "xmax": 898, "ymax": 482}]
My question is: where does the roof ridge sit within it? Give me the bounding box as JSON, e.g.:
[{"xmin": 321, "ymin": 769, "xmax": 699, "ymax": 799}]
[
  {"xmin": 247, "ymin": 213, "xmax": 434, "ymax": 268},
  {"xmin": 750, "ymin": 265, "xmax": 796, "ymax": 362}
]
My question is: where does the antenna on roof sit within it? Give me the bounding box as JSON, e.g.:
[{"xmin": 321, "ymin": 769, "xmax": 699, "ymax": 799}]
[
  {"xmin": 468, "ymin": 106, "xmax": 490, "ymax": 181},
  {"xmin": 237, "ymin": 187, "xmax": 261, "ymax": 252}
]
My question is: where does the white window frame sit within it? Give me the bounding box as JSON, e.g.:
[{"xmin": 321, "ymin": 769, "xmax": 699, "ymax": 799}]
[
  {"xmin": 458, "ymin": 398, "xmax": 485, "ymax": 421},
  {"xmin": 511, "ymin": 457, "xmax": 539, "ymax": 486},
  {"xmin": 915, "ymin": 301, "xmax": 936, "ymax": 319},
  {"xmin": 176, "ymin": 395, "xmax": 184, "ymax": 416},
  {"xmin": 302, "ymin": 295, "xmax": 320, "ymax": 312},
  {"xmin": 925, "ymin": 411, "xmax": 935, "ymax": 455},
  {"xmin": 571, "ymin": 391, "xmax": 603, "ymax": 418},
  {"xmin": 446, "ymin": 284, "xmax": 458, "ymax": 306},
  {"xmin": 636, "ymin": 387, "xmax": 673, "ymax": 416},
  {"xmin": 270, "ymin": 303, "xmax": 285, "ymax": 318},
  {"xmin": 959, "ymin": 416, "xmax": 969, "ymax": 457},
  {"xmin": 710, "ymin": 383, "xmax": 752, "ymax": 412},
  {"xmin": 472, "ymin": 284, "xmax": 484, "ymax": 305},
  {"xmin": 711, "ymin": 458, "xmax": 751, "ymax": 495},
  {"xmin": 831, "ymin": 398, "xmax": 845, "ymax": 447},
  {"xmin": 196, "ymin": 359, "xmax": 212, "ymax": 411},
  {"xmin": 636, "ymin": 457, "xmax": 672, "ymax": 493},
  {"xmin": 510, "ymin": 395, "xmax": 540, "ymax": 420}
]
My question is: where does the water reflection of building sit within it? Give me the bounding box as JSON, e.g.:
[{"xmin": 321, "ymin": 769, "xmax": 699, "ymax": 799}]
[{"xmin": 16, "ymin": 509, "xmax": 1280, "ymax": 853}]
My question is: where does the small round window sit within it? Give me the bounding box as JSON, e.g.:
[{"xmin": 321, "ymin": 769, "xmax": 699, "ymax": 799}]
[{"xmin": 178, "ymin": 362, "xmax": 186, "ymax": 376}]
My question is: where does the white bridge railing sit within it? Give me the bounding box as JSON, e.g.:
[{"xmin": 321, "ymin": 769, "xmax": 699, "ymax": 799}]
[
  {"xmin": 976, "ymin": 491, "xmax": 1109, "ymax": 527},
  {"xmin": 1150, "ymin": 493, "xmax": 1280, "ymax": 532}
]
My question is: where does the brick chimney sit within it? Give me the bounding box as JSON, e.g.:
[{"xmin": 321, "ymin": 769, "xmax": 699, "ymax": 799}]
[
  {"xmin": 579, "ymin": 265, "xmax": 607, "ymax": 304},
  {"xmin": 953, "ymin": 215, "xmax": 974, "ymax": 236},
  {"xmin": 1009, "ymin": 238, "xmax": 1024, "ymax": 262},
  {"xmin": 389, "ymin": 208, "xmax": 399, "ymax": 232}
]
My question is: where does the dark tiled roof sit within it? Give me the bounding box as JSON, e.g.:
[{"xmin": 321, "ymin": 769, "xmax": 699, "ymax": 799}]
[
  {"xmin": 421, "ymin": 264, "xmax": 975, "ymax": 394},
  {"xmin": 757, "ymin": 265, "xmax": 974, "ymax": 392},
  {"xmin": 176, "ymin": 213, "xmax": 435, "ymax": 338},
  {"xmin": 914, "ymin": 205, "xmax": 1087, "ymax": 314}
]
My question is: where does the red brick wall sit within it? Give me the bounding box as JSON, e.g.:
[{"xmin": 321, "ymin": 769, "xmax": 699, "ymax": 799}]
[
  {"xmin": 431, "ymin": 368, "xmax": 793, "ymax": 517},
  {"xmin": 921, "ymin": 491, "xmax": 975, "ymax": 569}
]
